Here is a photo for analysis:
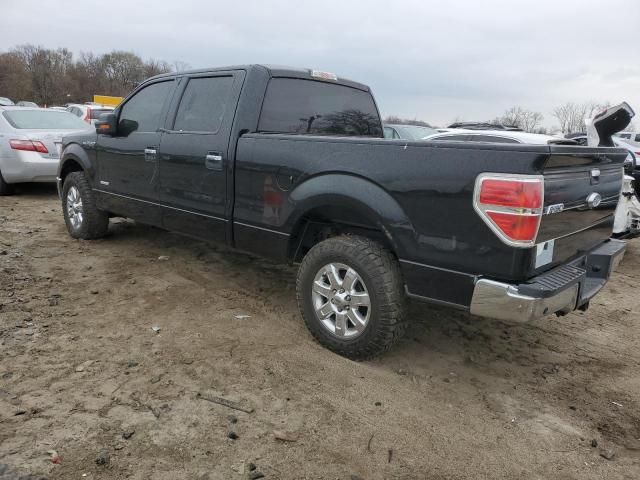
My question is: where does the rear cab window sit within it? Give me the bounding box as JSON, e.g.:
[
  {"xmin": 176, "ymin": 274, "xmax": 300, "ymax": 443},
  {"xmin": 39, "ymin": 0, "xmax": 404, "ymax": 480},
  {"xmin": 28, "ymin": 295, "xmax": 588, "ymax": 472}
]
[{"xmin": 258, "ymin": 78, "xmax": 382, "ymax": 137}]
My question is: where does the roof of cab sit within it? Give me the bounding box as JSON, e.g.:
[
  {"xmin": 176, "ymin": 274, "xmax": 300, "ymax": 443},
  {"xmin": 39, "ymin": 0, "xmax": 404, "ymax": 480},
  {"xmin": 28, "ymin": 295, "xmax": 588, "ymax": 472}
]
[{"xmin": 145, "ymin": 64, "xmax": 371, "ymax": 92}]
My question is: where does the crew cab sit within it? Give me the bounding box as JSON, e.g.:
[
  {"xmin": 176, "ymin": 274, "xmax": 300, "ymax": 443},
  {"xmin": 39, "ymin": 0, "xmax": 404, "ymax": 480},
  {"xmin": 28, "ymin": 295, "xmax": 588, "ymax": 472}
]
[{"xmin": 57, "ymin": 65, "xmax": 628, "ymax": 359}]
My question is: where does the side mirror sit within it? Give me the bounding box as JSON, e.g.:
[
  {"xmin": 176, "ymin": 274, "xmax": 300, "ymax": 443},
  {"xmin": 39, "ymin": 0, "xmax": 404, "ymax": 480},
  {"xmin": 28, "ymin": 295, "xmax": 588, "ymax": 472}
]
[{"xmin": 95, "ymin": 112, "xmax": 117, "ymax": 136}]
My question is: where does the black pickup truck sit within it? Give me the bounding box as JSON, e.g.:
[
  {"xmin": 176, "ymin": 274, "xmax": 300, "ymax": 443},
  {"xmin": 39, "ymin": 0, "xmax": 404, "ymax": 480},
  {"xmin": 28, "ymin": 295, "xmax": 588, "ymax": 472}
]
[{"xmin": 57, "ymin": 64, "xmax": 627, "ymax": 359}]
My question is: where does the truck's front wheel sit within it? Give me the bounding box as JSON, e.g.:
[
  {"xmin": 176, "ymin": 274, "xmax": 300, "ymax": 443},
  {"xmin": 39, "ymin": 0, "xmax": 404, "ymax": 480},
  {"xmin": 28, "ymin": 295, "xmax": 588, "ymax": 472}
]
[
  {"xmin": 62, "ymin": 172, "xmax": 109, "ymax": 239},
  {"xmin": 296, "ymin": 235, "xmax": 407, "ymax": 360}
]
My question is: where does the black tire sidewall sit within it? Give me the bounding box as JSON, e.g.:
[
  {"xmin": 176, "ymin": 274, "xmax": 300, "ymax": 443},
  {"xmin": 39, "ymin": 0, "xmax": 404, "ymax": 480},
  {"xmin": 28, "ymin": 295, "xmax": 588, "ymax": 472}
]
[
  {"xmin": 298, "ymin": 238, "xmax": 402, "ymax": 358},
  {"xmin": 62, "ymin": 173, "xmax": 90, "ymax": 238}
]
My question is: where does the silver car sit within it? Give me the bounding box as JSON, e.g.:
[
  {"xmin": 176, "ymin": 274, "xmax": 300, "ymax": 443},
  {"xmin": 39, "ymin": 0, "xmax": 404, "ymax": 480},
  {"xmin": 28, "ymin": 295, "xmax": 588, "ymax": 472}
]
[{"xmin": 0, "ymin": 106, "xmax": 91, "ymax": 195}]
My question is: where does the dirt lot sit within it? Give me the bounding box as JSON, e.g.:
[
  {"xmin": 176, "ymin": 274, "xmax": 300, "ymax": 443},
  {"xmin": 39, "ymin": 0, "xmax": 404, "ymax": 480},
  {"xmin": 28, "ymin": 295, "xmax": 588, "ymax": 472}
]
[{"xmin": 1, "ymin": 185, "xmax": 639, "ymax": 480}]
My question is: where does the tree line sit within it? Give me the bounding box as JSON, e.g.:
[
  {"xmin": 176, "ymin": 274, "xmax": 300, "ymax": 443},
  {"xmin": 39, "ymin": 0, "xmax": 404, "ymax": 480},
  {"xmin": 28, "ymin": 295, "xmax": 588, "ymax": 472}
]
[
  {"xmin": 390, "ymin": 101, "xmax": 634, "ymax": 135},
  {"xmin": 0, "ymin": 44, "xmax": 190, "ymax": 106},
  {"xmin": 1, "ymin": 44, "xmax": 630, "ymax": 134}
]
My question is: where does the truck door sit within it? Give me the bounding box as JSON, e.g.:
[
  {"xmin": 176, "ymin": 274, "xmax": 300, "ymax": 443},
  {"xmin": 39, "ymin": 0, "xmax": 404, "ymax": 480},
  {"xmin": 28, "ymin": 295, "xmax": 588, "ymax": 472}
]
[
  {"xmin": 95, "ymin": 79, "xmax": 176, "ymax": 224},
  {"xmin": 158, "ymin": 71, "xmax": 244, "ymax": 242}
]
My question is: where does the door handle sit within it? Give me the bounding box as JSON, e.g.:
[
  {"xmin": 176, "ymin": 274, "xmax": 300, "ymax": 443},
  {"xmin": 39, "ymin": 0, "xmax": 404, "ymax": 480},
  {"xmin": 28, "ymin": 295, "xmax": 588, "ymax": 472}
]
[
  {"xmin": 144, "ymin": 147, "xmax": 157, "ymax": 161},
  {"xmin": 205, "ymin": 152, "xmax": 223, "ymax": 171}
]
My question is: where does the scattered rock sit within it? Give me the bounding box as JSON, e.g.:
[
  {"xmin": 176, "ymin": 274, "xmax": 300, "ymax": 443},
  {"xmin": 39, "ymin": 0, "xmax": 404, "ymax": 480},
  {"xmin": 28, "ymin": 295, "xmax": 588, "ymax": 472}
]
[
  {"xmin": 127, "ymin": 362, "xmax": 139, "ymax": 368},
  {"xmin": 47, "ymin": 449, "xmax": 61, "ymax": 464},
  {"xmin": 273, "ymin": 430, "xmax": 298, "ymax": 442},
  {"xmin": 150, "ymin": 375, "xmax": 162, "ymax": 384},
  {"xmin": 48, "ymin": 297, "xmax": 59, "ymax": 306},
  {"xmin": 75, "ymin": 360, "xmax": 94, "ymax": 372},
  {"xmin": 599, "ymin": 449, "xmax": 615, "ymax": 460},
  {"xmin": 227, "ymin": 415, "xmax": 238, "ymax": 424},
  {"xmin": 157, "ymin": 256, "xmax": 169, "ymax": 261},
  {"xmin": 247, "ymin": 462, "xmax": 257, "ymax": 471},
  {"xmin": 151, "ymin": 325, "xmax": 161, "ymax": 333},
  {"xmin": 591, "ymin": 439, "xmax": 598, "ymax": 448},
  {"xmin": 227, "ymin": 431, "xmax": 238, "ymax": 440},
  {"xmin": 95, "ymin": 450, "xmax": 110, "ymax": 465},
  {"xmin": 122, "ymin": 430, "xmax": 135, "ymax": 440},
  {"xmin": 14, "ymin": 409, "xmax": 27, "ymax": 416},
  {"xmin": 374, "ymin": 401, "xmax": 382, "ymax": 407},
  {"xmin": 129, "ymin": 279, "xmax": 137, "ymax": 285},
  {"xmin": 114, "ymin": 444, "xmax": 124, "ymax": 450},
  {"xmin": 89, "ymin": 289, "xmax": 99, "ymax": 295},
  {"xmin": 396, "ymin": 369, "xmax": 408, "ymax": 376}
]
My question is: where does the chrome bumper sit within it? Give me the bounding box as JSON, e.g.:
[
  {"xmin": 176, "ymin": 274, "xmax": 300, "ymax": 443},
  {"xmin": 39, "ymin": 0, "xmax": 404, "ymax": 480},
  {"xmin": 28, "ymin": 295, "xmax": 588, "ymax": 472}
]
[{"xmin": 470, "ymin": 239, "xmax": 626, "ymax": 323}]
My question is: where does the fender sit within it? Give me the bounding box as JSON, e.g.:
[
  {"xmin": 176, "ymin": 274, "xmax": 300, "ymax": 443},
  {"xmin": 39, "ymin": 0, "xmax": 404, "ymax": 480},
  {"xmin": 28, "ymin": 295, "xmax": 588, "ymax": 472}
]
[
  {"xmin": 284, "ymin": 173, "xmax": 416, "ymax": 257},
  {"xmin": 58, "ymin": 142, "xmax": 95, "ymax": 181}
]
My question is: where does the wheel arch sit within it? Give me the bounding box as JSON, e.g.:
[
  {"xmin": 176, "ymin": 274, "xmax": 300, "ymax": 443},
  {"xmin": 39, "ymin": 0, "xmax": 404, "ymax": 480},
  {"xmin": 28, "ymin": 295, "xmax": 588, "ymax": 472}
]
[
  {"xmin": 285, "ymin": 174, "xmax": 414, "ymax": 261},
  {"xmin": 58, "ymin": 143, "xmax": 94, "ymax": 185}
]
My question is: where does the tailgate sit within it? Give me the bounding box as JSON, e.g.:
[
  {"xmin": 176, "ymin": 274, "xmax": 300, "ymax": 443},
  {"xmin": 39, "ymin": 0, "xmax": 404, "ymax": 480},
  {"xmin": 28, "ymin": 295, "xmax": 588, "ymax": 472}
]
[{"xmin": 535, "ymin": 145, "xmax": 627, "ymax": 267}]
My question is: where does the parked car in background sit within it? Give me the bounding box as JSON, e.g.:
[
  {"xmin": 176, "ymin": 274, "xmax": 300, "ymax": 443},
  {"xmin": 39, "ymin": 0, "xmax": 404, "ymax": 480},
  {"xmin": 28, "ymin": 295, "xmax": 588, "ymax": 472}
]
[
  {"xmin": 615, "ymin": 131, "xmax": 640, "ymax": 148},
  {"xmin": 383, "ymin": 123, "xmax": 438, "ymax": 140},
  {"xmin": 16, "ymin": 101, "xmax": 39, "ymax": 108},
  {"xmin": 0, "ymin": 107, "xmax": 92, "ymax": 195},
  {"xmin": 0, "ymin": 97, "xmax": 15, "ymax": 106},
  {"xmin": 48, "ymin": 106, "xmax": 69, "ymax": 112},
  {"xmin": 57, "ymin": 64, "xmax": 627, "ymax": 359},
  {"xmin": 66, "ymin": 104, "xmax": 115, "ymax": 125},
  {"xmin": 424, "ymin": 128, "xmax": 574, "ymax": 145}
]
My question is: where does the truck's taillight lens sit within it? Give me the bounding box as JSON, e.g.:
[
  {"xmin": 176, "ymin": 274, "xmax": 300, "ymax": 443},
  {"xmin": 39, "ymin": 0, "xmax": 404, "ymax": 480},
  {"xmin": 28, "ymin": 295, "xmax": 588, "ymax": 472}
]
[
  {"xmin": 84, "ymin": 107, "xmax": 91, "ymax": 123},
  {"xmin": 10, "ymin": 139, "xmax": 49, "ymax": 153},
  {"xmin": 474, "ymin": 174, "xmax": 544, "ymax": 247}
]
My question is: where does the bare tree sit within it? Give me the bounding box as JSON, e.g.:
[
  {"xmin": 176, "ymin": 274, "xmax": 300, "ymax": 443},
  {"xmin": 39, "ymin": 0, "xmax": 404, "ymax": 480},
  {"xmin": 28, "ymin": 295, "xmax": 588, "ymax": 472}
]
[
  {"xmin": 493, "ymin": 106, "xmax": 543, "ymax": 132},
  {"xmin": 172, "ymin": 60, "xmax": 191, "ymax": 73},
  {"xmin": 553, "ymin": 101, "xmax": 611, "ymax": 133}
]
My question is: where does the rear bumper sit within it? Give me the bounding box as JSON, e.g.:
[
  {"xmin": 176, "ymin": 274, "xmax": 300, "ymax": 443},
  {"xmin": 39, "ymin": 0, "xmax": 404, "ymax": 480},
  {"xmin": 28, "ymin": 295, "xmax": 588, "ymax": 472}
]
[
  {"xmin": 469, "ymin": 239, "xmax": 626, "ymax": 323},
  {"xmin": 1, "ymin": 152, "xmax": 59, "ymax": 183}
]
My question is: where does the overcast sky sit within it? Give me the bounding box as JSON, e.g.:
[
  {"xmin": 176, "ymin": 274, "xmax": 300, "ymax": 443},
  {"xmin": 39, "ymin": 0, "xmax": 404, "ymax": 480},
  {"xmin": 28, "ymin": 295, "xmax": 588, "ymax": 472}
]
[{"xmin": 3, "ymin": 0, "xmax": 639, "ymax": 127}]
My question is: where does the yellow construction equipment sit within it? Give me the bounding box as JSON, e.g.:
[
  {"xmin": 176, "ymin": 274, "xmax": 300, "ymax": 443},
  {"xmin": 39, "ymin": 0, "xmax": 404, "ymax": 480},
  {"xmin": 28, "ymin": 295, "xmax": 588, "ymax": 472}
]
[{"xmin": 93, "ymin": 95, "xmax": 123, "ymax": 107}]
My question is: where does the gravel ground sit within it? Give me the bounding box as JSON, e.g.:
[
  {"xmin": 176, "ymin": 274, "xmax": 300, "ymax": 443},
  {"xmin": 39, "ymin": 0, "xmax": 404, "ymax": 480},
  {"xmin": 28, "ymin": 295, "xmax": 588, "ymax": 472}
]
[{"xmin": 1, "ymin": 184, "xmax": 639, "ymax": 480}]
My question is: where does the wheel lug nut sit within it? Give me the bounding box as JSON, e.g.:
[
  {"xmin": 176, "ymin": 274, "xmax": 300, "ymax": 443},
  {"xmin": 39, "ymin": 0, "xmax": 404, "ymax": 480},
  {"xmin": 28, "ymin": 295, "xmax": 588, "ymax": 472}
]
[
  {"xmin": 339, "ymin": 289, "xmax": 345, "ymax": 293},
  {"xmin": 345, "ymin": 306, "xmax": 350, "ymax": 310},
  {"xmin": 345, "ymin": 295, "xmax": 351, "ymax": 301}
]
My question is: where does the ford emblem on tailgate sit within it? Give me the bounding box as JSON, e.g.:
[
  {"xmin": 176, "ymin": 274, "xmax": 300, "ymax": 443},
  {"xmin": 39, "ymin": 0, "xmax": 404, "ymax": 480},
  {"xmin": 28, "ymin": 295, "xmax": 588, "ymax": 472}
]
[{"xmin": 586, "ymin": 192, "xmax": 602, "ymax": 209}]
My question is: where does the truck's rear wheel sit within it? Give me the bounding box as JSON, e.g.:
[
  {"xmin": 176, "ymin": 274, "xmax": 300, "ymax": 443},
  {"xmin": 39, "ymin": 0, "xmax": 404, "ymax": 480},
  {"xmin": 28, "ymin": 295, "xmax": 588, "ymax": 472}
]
[
  {"xmin": 62, "ymin": 172, "xmax": 109, "ymax": 239},
  {"xmin": 296, "ymin": 235, "xmax": 407, "ymax": 360}
]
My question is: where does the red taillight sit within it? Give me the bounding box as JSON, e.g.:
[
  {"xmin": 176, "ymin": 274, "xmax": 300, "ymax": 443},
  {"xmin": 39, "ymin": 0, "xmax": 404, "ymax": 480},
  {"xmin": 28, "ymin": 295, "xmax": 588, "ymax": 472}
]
[
  {"xmin": 474, "ymin": 174, "xmax": 544, "ymax": 246},
  {"xmin": 84, "ymin": 107, "xmax": 91, "ymax": 123},
  {"xmin": 479, "ymin": 179, "xmax": 542, "ymax": 209},
  {"xmin": 9, "ymin": 139, "xmax": 49, "ymax": 153}
]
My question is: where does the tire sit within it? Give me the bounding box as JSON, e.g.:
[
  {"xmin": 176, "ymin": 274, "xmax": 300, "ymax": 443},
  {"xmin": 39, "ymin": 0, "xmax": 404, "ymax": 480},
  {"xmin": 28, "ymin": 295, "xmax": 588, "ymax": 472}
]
[
  {"xmin": 0, "ymin": 169, "xmax": 13, "ymax": 196},
  {"xmin": 296, "ymin": 235, "xmax": 407, "ymax": 360},
  {"xmin": 62, "ymin": 172, "xmax": 109, "ymax": 239}
]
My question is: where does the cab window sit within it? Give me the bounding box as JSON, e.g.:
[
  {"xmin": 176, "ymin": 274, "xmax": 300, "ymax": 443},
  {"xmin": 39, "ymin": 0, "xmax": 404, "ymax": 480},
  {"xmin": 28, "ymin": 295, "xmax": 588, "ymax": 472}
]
[{"xmin": 118, "ymin": 80, "xmax": 174, "ymax": 135}]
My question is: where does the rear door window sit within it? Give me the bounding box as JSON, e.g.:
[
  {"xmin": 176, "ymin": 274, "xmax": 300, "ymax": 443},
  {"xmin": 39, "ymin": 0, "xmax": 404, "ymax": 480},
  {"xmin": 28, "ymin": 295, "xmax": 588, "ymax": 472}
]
[
  {"xmin": 172, "ymin": 76, "xmax": 234, "ymax": 132},
  {"xmin": 118, "ymin": 80, "xmax": 174, "ymax": 134},
  {"xmin": 258, "ymin": 78, "xmax": 382, "ymax": 137}
]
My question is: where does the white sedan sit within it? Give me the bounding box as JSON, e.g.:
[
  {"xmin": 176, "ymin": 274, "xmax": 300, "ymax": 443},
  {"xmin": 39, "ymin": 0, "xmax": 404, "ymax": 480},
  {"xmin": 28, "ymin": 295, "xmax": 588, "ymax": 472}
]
[{"xmin": 0, "ymin": 106, "xmax": 92, "ymax": 195}]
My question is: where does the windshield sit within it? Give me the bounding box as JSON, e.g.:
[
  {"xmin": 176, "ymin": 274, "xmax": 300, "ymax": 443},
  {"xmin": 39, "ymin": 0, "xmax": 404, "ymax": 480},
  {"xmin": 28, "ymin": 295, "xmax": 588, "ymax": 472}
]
[
  {"xmin": 3, "ymin": 110, "xmax": 91, "ymax": 129},
  {"xmin": 395, "ymin": 125, "xmax": 438, "ymax": 140}
]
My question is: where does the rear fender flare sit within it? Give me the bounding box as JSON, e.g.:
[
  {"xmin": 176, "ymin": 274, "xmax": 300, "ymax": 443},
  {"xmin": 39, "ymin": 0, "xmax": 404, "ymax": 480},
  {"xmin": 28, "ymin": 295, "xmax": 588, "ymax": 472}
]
[{"xmin": 284, "ymin": 174, "xmax": 415, "ymax": 255}]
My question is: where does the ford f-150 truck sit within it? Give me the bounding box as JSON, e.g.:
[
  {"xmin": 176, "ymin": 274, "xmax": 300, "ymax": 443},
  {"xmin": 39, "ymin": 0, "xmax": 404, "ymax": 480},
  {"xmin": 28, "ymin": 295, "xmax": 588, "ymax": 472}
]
[{"xmin": 57, "ymin": 65, "xmax": 627, "ymax": 359}]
